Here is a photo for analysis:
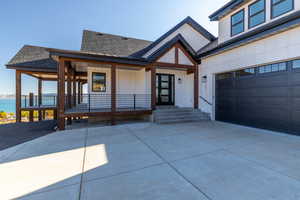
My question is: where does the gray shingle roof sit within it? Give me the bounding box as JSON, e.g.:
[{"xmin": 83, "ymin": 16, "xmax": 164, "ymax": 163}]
[
  {"xmin": 80, "ymin": 30, "xmax": 152, "ymax": 57},
  {"xmin": 7, "ymin": 45, "xmax": 57, "ymax": 72}
]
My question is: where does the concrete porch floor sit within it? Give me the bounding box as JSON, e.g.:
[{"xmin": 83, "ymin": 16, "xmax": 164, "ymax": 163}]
[{"xmin": 0, "ymin": 121, "xmax": 300, "ymax": 200}]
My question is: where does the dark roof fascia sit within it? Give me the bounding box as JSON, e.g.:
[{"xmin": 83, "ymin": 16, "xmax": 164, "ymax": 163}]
[
  {"xmin": 47, "ymin": 49, "xmax": 150, "ymax": 66},
  {"xmin": 199, "ymin": 10, "xmax": 300, "ymax": 58},
  {"xmin": 6, "ymin": 65, "xmax": 57, "ymax": 73},
  {"xmin": 131, "ymin": 16, "xmax": 216, "ymax": 58},
  {"xmin": 147, "ymin": 34, "xmax": 197, "ymax": 62},
  {"xmin": 209, "ymin": 0, "xmax": 245, "ymax": 21}
]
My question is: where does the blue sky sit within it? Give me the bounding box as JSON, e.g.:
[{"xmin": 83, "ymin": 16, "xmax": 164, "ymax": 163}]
[{"xmin": 0, "ymin": 0, "xmax": 227, "ymax": 95}]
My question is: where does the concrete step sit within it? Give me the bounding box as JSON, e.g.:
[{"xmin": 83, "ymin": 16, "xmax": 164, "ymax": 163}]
[
  {"xmin": 155, "ymin": 113, "xmax": 209, "ymax": 120},
  {"xmin": 153, "ymin": 108, "xmax": 210, "ymax": 124},
  {"xmin": 156, "ymin": 117, "xmax": 209, "ymax": 124}
]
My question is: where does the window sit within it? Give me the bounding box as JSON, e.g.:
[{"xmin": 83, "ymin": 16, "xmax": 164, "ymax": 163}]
[
  {"xmin": 237, "ymin": 68, "xmax": 255, "ymax": 77},
  {"xmin": 271, "ymin": 0, "xmax": 294, "ymax": 18},
  {"xmin": 249, "ymin": 0, "xmax": 266, "ymax": 28},
  {"xmin": 259, "ymin": 62, "xmax": 287, "ymax": 73},
  {"xmin": 292, "ymin": 59, "xmax": 300, "ymax": 69},
  {"xmin": 231, "ymin": 9, "xmax": 245, "ymax": 36},
  {"xmin": 92, "ymin": 73, "xmax": 106, "ymax": 92}
]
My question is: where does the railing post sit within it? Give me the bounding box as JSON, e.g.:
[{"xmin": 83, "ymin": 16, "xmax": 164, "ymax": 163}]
[
  {"xmin": 133, "ymin": 94, "xmax": 136, "ymax": 110},
  {"xmin": 88, "ymin": 93, "xmax": 91, "ymax": 112}
]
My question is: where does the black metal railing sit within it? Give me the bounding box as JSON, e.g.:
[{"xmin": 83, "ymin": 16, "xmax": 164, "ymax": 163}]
[
  {"xmin": 21, "ymin": 94, "xmax": 57, "ymax": 108},
  {"xmin": 65, "ymin": 94, "xmax": 151, "ymax": 113}
]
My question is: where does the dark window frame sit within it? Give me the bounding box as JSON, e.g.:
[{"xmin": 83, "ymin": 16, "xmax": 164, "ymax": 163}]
[
  {"xmin": 271, "ymin": 0, "xmax": 294, "ymax": 19},
  {"xmin": 92, "ymin": 72, "xmax": 106, "ymax": 92},
  {"xmin": 248, "ymin": 0, "xmax": 266, "ymax": 29},
  {"xmin": 231, "ymin": 9, "xmax": 245, "ymax": 37}
]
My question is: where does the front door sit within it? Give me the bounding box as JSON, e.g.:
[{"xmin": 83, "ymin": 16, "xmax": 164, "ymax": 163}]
[{"xmin": 156, "ymin": 74, "xmax": 174, "ymax": 105}]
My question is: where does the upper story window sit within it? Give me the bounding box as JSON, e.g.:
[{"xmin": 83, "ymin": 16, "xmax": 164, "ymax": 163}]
[
  {"xmin": 271, "ymin": 0, "xmax": 294, "ymax": 19},
  {"xmin": 92, "ymin": 72, "xmax": 106, "ymax": 92},
  {"xmin": 231, "ymin": 9, "xmax": 245, "ymax": 36},
  {"xmin": 249, "ymin": 0, "xmax": 266, "ymax": 28}
]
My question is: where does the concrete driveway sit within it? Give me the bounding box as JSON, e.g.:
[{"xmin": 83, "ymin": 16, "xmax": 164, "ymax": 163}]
[{"xmin": 1, "ymin": 121, "xmax": 300, "ymax": 200}]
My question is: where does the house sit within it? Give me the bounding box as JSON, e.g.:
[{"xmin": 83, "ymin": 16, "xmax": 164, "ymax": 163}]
[{"xmin": 6, "ymin": 0, "xmax": 300, "ymax": 135}]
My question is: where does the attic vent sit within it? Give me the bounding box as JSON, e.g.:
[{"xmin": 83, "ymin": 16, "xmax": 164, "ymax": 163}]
[
  {"xmin": 97, "ymin": 33, "xmax": 104, "ymax": 36},
  {"xmin": 122, "ymin": 37, "xmax": 129, "ymax": 40}
]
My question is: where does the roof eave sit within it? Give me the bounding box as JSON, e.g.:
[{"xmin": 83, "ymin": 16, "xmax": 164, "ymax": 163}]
[{"xmin": 209, "ymin": 0, "xmax": 245, "ymax": 21}]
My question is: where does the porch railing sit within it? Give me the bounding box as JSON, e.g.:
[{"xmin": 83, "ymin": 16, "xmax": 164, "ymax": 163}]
[
  {"xmin": 21, "ymin": 94, "xmax": 57, "ymax": 108},
  {"xmin": 66, "ymin": 94, "xmax": 151, "ymax": 113}
]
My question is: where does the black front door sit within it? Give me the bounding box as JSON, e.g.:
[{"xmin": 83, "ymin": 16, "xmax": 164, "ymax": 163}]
[{"xmin": 156, "ymin": 74, "xmax": 174, "ymax": 105}]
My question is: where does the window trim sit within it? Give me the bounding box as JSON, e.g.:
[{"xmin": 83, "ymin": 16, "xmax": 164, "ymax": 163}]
[
  {"xmin": 92, "ymin": 72, "xmax": 106, "ymax": 92},
  {"xmin": 271, "ymin": 0, "xmax": 294, "ymax": 19},
  {"xmin": 248, "ymin": 0, "xmax": 266, "ymax": 29},
  {"xmin": 231, "ymin": 9, "xmax": 245, "ymax": 37}
]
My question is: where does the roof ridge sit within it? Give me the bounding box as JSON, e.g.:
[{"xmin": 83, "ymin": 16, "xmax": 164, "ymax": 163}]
[{"xmin": 82, "ymin": 29, "xmax": 152, "ymax": 43}]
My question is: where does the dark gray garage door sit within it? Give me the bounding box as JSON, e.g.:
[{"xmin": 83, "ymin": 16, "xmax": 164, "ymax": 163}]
[{"xmin": 216, "ymin": 59, "xmax": 300, "ymax": 135}]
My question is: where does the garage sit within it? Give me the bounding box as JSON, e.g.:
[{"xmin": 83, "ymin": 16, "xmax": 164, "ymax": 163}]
[{"xmin": 216, "ymin": 59, "xmax": 300, "ymax": 135}]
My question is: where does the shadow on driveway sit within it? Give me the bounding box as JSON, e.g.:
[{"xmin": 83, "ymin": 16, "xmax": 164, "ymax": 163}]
[{"xmin": 0, "ymin": 120, "xmax": 56, "ymax": 150}]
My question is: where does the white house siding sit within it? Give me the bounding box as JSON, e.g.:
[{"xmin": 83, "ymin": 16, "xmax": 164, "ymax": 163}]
[
  {"xmin": 200, "ymin": 25, "xmax": 300, "ymax": 119},
  {"xmin": 218, "ymin": 0, "xmax": 300, "ymax": 44},
  {"xmin": 156, "ymin": 68, "xmax": 194, "ymax": 108},
  {"xmin": 178, "ymin": 49, "xmax": 194, "ymax": 65},
  {"xmin": 143, "ymin": 24, "xmax": 210, "ymax": 58},
  {"xmin": 158, "ymin": 47, "xmax": 175, "ymax": 63},
  {"xmin": 87, "ymin": 67, "xmax": 150, "ymax": 109}
]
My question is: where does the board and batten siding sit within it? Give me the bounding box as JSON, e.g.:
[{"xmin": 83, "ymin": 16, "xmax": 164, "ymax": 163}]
[
  {"xmin": 218, "ymin": 0, "xmax": 300, "ymax": 44},
  {"xmin": 199, "ymin": 25, "xmax": 300, "ymax": 119},
  {"xmin": 87, "ymin": 67, "xmax": 149, "ymax": 109}
]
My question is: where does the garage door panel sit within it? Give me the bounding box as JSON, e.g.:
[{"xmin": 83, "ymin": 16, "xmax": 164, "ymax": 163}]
[
  {"xmin": 216, "ymin": 65, "xmax": 299, "ymax": 135},
  {"xmin": 255, "ymin": 74, "xmax": 288, "ymax": 87}
]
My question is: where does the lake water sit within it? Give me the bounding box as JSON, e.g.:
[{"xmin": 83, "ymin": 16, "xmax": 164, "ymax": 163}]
[{"xmin": 0, "ymin": 99, "xmax": 15, "ymax": 113}]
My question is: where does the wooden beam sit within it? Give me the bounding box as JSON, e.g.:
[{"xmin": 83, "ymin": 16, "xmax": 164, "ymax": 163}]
[
  {"xmin": 111, "ymin": 64, "xmax": 116, "ymax": 125},
  {"xmin": 175, "ymin": 45, "xmax": 179, "ymax": 64},
  {"xmin": 38, "ymin": 79, "xmax": 42, "ymax": 121},
  {"xmin": 194, "ymin": 64, "xmax": 199, "ymax": 109},
  {"xmin": 60, "ymin": 56, "xmax": 146, "ymax": 68},
  {"xmin": 151, "ymin": 66, "xmax": 156, "ymax": 110},
  {"xmin": 154, "ymin": 62, "xmax": 195, "ymax": 70},
  {"xmin": 177, "ymin": 43, "xmax": 197, "ymax": 66},
  {"xmin": 15, "ymin": 71, "xmax": 21, "ymax": 123},
  {"xmin": 57, "ymin": 58, "xmax": 66, "ymax": 130},
  {"xmin": 187, "ymin": 69, "xmax": 195, "ymax": 75}
]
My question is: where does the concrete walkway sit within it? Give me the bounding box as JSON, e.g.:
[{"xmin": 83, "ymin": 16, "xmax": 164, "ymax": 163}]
[{"xmin": 0, "ymin": 121, "xmax": 300, "ymax": 200}]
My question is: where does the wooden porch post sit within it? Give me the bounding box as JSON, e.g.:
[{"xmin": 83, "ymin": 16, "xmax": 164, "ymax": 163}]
[
  {"xmin": 38, "ymin": 79, "xmax": 42, "ymax": 121},
  {"xmin": 29, "ymin": 93, "xmax": 34, "ymax": 122},
  {"xmin": 66, "ymin": 64, "xmax": 72, "ymax": 125},
  {"xmin": 57, "ymin": 59, "xmax": 66, "ymax": 130},
  {"xmin": 151, "ymin": 66, "xmax": 156, "ymax": 110},
  {"xmin": 67, "ymin": 65, "xmax": 72, "ymax": 109},
  {"xmin": 15, "ymin": 70, "xmax": 21, "ymax": 123},
  {"xmin": 194, "ymin": 64, "xmax": 199, "ymax": 109},
  {"xmin": 72, "ymin": 70, "xmax": 76, "ymax": 106},
  {"xmin": 111, "ymin": 64, "xmax": 116, "ymax": 125},
  {"xmin": 77, "ymin": 81, "xmax": 81, "ymax": 104}
]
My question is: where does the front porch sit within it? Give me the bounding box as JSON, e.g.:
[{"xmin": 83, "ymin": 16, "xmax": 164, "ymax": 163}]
[{"xmin": 11, "ymin": 38, "xmax": 200, "ymax": 130}]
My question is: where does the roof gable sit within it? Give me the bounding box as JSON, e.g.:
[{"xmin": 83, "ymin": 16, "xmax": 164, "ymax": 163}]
[
  {"xmin": 81, "ymin": 30, "xmax": 152, "ymax": 57},
  {"xmin": 131, "ymin": 17, "xmax": 216, "ymax": 58},
  {"xmin": 147, "ymin": 34, "xmax": 197, "ymax": 64}
]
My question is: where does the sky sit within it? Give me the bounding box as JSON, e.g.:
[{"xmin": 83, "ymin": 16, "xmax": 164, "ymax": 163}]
[{"xmin": 0, "ymin": 0, "xmax": 228, "ymax": 95}]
